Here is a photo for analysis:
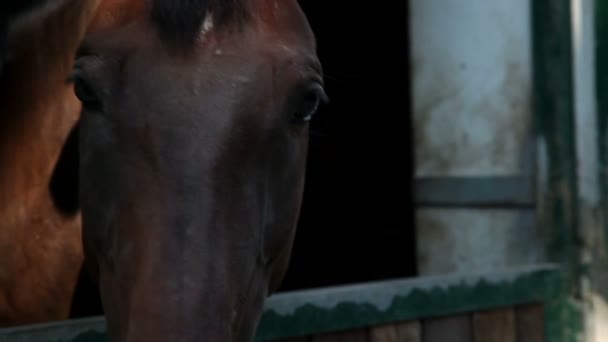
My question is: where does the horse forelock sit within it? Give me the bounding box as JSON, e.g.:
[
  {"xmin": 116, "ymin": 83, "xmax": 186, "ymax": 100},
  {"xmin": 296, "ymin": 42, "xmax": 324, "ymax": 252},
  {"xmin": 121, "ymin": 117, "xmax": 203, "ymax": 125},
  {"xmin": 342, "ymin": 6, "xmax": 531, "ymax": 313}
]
[
  {"xmin": 150, "ymin": 0, "xmax": 248, "ymax": 47},
  {"xmin": 87, "ymin": 0, "xmax": 248, "ymax": 49}
]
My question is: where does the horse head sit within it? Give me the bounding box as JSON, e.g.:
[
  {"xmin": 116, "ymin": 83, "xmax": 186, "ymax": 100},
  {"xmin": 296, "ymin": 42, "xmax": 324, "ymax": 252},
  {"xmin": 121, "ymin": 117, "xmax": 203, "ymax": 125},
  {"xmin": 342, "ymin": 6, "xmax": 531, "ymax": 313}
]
[{"xmin": 77, "ymin": 0, "xmax": 324, "ymax": 340}]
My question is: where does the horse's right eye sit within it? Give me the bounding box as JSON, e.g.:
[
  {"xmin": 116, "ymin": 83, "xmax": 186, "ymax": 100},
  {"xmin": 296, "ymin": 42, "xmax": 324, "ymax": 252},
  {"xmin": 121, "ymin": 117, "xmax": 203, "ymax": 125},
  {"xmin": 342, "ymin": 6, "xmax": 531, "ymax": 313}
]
[
  {"xmin": 71, "ymin": 73, "xmax": 102, "ymax": 112},
  {"xmin": 291, "ymin": 84, "xmax": 328, "ymax": 124}
]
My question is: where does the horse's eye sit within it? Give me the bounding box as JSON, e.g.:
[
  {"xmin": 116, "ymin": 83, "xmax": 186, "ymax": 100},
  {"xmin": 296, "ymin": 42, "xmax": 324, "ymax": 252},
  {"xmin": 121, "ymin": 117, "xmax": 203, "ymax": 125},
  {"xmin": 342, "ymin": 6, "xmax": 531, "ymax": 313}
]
[
  {"xmin": 291, "ymin": 84, "xmax": 327, "ymax": 123},
  {"xmin": 71, "ymin": 73, "xmax": 102, "ymax": 112}
]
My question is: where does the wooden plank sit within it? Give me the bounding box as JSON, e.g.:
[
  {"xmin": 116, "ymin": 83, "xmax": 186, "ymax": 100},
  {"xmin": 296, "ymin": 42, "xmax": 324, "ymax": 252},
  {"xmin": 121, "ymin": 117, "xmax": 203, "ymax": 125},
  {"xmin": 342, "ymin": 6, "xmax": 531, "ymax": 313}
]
[
  {"xmin": 370, "ymin": 324, "xmax": 398, "ymax": 342},
  {"xmin": 369, "ymin": 322, "xmax": 421, "ymax": 342},
  {"xmin": 275, "ymin": 337, "xmax": 310, "ymax": 342},
  {"xmin": 312, "ymin": 328, "xmax": 368, "ymax": 342},
  {"xmin": 423, "ymin": 315, "xmax": 471, "ymax": 342},
  {"xmin": 395, "ymin": 321, "xmax": 422, "ymax": 342},
  {"xmin": 369, "ymin": 324, "xmax": 399, "ymax": 342},
  {"xmin": 276, "ymin": 337, "xmax": 310, "ymax": 342},
  {"xmin": 473, "ymin": 308, "xmax": 516, "ymax": 342},
  {"xmin": 370, "ymin": 322, "xmax": 421, "ymax": 342},
  {"xmin": 515, "ymin": 304, "xmax": 544, "ymax": 342}
]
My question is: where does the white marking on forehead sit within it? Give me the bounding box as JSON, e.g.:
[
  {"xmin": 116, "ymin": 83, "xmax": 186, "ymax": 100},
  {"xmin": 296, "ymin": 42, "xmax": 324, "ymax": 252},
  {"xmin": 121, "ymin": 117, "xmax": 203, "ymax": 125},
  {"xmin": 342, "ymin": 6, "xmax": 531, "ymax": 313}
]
[{"xmin": 199, "ymin": 13, "xmax": 215, "ymax": 40}]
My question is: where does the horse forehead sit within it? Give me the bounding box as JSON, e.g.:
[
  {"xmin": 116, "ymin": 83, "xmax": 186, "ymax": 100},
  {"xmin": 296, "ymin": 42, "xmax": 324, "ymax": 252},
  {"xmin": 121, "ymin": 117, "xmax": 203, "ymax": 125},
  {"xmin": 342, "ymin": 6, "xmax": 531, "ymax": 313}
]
[
  {"xmin": 250, "ymin": 0, "xmax": 316, "ymax": 47},
  {"xmin": 89, "ymin": 0, "xmax": 147, "ymax": 32}
]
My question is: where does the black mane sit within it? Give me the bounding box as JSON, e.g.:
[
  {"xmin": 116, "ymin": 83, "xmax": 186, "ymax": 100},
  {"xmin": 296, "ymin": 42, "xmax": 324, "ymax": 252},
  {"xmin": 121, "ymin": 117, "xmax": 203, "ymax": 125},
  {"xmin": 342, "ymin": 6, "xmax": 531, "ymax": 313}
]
[{"xmin": 151, "ymin": 0, "xmax": 247, "ymax": 47}]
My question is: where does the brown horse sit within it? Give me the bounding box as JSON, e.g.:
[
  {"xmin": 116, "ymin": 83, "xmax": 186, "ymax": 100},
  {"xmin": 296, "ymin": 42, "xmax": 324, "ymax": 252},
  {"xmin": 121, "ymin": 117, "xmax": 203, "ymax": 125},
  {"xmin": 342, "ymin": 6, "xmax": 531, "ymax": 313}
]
[
  {"xmin": 0, "ymin": 0, "xmax": 97, "ymax": 326},
  {"xmin": 3, "ymin": 0, "xmax": 324, "ymax": 340}
]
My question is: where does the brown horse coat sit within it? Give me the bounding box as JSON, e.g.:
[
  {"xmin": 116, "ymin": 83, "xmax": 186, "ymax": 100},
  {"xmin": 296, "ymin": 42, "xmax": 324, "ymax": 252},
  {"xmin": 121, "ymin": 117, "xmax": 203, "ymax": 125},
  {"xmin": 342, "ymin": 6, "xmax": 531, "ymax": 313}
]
[{"xmin": 0, "ymin": 0, "xmax": 97, "ymax": 325}]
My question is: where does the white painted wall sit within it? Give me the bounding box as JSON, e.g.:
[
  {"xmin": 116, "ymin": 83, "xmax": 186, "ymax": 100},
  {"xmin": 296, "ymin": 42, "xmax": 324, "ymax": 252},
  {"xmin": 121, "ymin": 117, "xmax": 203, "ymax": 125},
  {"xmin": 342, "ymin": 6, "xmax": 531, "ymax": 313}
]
[
  {"xmin": 416, "ymin": 209, "xmax": 544, "ymax": 274},
  {"xmin": 411, "ymin": 0, "xmax": 533, "ymax": 177},
  {"xmin": 411, "ymin": 0, "xmax": 543, "ymax": 275}
]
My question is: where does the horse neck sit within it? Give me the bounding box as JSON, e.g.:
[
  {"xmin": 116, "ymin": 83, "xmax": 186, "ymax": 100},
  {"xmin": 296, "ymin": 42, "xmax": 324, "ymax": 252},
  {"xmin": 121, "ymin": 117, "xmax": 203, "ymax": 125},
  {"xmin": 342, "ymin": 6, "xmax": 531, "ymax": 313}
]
[{"xmin": 0, "ymin": 0, "xmax": 95, "ymax": 213}]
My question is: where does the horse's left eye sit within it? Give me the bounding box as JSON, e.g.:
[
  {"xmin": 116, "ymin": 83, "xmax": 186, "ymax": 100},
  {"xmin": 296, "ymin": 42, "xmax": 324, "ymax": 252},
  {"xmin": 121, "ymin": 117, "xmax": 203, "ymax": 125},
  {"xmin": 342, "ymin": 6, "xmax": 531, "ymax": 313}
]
[
  {"xmin": 70, "ymin": 71, "xmax": 102, "ymax": 112},
  {"xmin": 291, "ymin": 84, "xmax": 327, "ymax": 123}
]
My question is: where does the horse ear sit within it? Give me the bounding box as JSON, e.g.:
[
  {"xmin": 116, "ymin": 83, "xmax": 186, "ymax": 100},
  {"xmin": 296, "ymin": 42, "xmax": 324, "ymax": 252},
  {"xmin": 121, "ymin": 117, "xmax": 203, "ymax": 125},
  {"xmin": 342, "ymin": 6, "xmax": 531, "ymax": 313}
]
[{"xmin": 87, "ymin": 0, "xmax": 147, "ymax": 33}]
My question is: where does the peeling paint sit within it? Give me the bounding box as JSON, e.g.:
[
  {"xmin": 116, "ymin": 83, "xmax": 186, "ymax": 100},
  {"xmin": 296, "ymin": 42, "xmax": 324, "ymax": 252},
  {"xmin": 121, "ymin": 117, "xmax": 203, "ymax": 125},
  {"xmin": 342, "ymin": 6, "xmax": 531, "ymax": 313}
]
[
  {"xmin": 263, "ymin": 264, "xmax": 559, "ymax": 317},
  {"xmin": 257, "ymin": 265, "xmax": 562, "ymax": 340}
]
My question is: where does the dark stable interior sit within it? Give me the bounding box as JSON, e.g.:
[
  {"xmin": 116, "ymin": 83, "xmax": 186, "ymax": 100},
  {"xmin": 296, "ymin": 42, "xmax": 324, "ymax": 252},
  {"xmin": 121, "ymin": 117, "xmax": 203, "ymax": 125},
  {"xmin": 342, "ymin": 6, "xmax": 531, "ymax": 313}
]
[
  {"xmin": 62, "ymin": 0, "xmax": 416, "ymax": 318},
  {"xmin": 277, "ymin": 0, "xmax": 416, "ymax": 291}
]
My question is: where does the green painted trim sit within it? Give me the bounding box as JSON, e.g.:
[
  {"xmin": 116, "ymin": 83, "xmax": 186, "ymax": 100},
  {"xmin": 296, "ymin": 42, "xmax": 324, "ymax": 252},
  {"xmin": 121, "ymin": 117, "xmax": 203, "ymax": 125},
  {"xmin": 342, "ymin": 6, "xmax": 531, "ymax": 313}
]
[
  {"xmin": 596, "ymin": 0, "xmax": 608, "ymax": 268},
  {"xmin": 532, "ymin": 0, "xmax": 577, "ymax": 273},
  {"xmin": 0, "ymin": 317, "xmax": 106, "ymax": 342},
  {"xmin": 0, "ymin": 265, "xmax": 562, "ymax": 342},
  {"xmin": 531, "ymin": 1, "xmax": 582, "ymax": 342},
  {"xmin": 415, "ymin": 176, "xmax": 535, "ymax": 207},
  {"xmin": 257, "ymin": 265, "xmax": 561, "ymax": 340},
  {"xmin": 545, "ymin": 295, "xmax": 583, "ymax": 342}
]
